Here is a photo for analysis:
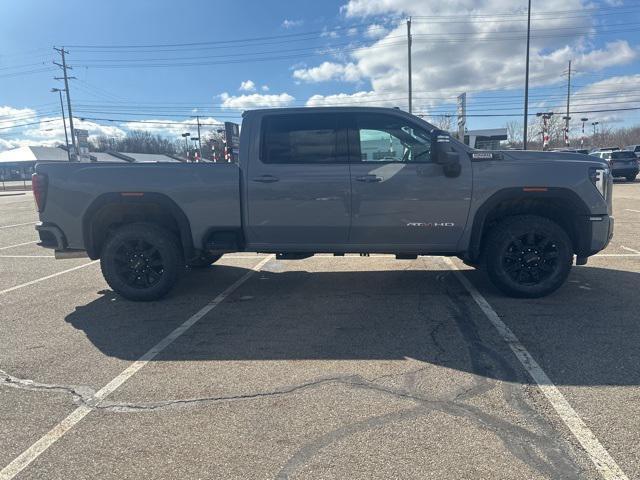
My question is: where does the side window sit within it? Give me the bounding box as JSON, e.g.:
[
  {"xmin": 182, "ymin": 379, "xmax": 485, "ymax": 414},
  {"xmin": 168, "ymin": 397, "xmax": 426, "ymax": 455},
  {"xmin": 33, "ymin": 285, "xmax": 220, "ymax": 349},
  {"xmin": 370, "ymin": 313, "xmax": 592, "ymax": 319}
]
[
  {"xmin": 261, "ymin": 114, "xmax": 346, "ymax": 164},
  {"xmin": 356, "ymin": 114, "xmax": 432, "ymax": 163}
]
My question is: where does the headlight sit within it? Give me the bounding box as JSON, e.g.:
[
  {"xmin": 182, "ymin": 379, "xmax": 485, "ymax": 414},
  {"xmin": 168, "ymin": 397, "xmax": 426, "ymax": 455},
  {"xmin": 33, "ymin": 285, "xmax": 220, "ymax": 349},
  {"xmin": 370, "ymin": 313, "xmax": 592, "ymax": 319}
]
[{"xmin": 589, "ymin": 167, "xmax": 609, "ymax": 198}]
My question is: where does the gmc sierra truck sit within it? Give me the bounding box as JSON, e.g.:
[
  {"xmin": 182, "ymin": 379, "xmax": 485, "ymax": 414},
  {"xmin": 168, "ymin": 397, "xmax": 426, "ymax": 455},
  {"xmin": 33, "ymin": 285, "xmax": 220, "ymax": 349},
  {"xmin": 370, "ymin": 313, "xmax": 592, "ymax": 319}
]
[{"xmin": 33, "ymin": 107, "xmax": 613, "ymax": 301}]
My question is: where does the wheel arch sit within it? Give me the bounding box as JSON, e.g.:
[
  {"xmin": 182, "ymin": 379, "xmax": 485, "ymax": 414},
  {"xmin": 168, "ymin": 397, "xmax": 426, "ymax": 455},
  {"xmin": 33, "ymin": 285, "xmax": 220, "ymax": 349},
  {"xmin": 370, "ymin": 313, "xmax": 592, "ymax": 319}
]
[
  {"xmin": 82, "ymin": 192, "xmax": 195, "ymax": 260},
  {"xmin": 467, "ymin": 187, "xmax": 591, "ymax": 263}
]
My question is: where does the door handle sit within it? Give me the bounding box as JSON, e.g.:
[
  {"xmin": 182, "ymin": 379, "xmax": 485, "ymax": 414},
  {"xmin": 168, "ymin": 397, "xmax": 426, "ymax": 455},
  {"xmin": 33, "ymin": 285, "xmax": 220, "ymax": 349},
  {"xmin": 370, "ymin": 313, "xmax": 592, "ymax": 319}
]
[
  {"xmin": 252, "ymin": 175, "xmax": 279, "ymax": 183},
  {"xmin": 355, "ymin": 175, "xmax": 383, "ymax": 183}
]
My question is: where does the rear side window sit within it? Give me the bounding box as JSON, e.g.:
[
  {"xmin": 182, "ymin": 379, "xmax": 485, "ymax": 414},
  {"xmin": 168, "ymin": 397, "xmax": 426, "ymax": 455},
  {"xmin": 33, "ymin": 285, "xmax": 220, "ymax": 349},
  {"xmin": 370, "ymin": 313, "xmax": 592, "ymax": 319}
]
[{"xmin": 261, "ymin": 114, "xmax": 346, "ymax": 164}]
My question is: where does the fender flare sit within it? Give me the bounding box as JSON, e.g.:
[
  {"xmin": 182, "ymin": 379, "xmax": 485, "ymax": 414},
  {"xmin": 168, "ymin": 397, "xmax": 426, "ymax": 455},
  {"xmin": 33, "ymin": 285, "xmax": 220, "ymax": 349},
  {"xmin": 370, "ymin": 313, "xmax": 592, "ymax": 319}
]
[
  {"xmin": 82, "ymin": 192, "xmax": 194, "ymax": 259},
  {"xmin": 467, "ymin": 187, "xmax": 591, "ymax": 261}
]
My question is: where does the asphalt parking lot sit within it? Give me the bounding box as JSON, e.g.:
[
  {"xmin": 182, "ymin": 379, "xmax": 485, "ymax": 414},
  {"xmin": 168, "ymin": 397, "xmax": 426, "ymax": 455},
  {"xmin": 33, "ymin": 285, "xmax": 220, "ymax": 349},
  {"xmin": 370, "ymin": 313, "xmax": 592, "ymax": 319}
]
[{"xmin": 1, "ymin": 183, "xmax": 639, "ymax": 480}]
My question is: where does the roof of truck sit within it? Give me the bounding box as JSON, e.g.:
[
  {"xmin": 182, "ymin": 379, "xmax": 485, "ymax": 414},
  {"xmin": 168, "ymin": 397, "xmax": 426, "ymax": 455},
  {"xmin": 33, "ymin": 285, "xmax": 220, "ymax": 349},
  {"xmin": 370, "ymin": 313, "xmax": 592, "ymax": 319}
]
[{"xmin": 243, "ymin": 106, "xmax": 410, "ymax": 116}]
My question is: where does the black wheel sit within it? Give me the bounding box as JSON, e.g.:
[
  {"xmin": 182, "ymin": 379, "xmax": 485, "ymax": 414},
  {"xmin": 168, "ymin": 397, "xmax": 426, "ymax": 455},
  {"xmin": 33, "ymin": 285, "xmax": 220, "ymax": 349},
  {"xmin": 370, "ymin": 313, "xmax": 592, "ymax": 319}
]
[
  {"xmin": 484, "ymin": 215, "xmax": 573, "ymax": 298},
  {"xmin": 626, "ymin": 175, "xmax": 637, "ymax": 182},
  {"xmin": 187, "ymin": 253, "xmax": 222, "ymax": 268},
  {"xmin": 100, "ymin": 223, "xmax": 181, "ymax": 301}
]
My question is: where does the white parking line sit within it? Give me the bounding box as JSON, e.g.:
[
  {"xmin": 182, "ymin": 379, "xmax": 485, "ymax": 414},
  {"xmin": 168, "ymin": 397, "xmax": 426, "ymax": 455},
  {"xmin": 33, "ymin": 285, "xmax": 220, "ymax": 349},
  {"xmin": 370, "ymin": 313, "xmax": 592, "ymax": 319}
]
[
  {"xmin": 621, "ymin": 246, "xmax": 640, "ymax": 255},
  {"xmin": 0, "ymin": 255, "xmax": 272, "ymax": 480},
  {"xmin": 0, "ymin": 255, "xmax": 54, "ymax": 258},
  {"xmin": 443, "ymin": 258, "xmax": 629, "ymax": 480},
  {"xmin": 593, "ymin": 253, "xmax": 640, "ymax": 257},
  {"xmin": 0, "ymin": 241, "xmax": 38, "ymax": 251},
  {"xmin": 0, "ymin": 222, "xmax": 37, "ymax": 229},
  {"xmin": 625, "ymin": 209, "xmax": 640, "ymax": 213},
  {"xmin": 0, "ymin": 261, "xmax": 98, "ymax": 296}
]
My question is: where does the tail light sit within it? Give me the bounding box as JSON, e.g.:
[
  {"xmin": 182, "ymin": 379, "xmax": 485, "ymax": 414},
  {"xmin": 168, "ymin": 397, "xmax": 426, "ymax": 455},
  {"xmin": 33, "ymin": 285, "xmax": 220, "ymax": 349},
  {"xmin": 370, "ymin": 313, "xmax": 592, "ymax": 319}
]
[{"xmin": 32, "ymin": 173, "xmax": 48, "ymax": 212}]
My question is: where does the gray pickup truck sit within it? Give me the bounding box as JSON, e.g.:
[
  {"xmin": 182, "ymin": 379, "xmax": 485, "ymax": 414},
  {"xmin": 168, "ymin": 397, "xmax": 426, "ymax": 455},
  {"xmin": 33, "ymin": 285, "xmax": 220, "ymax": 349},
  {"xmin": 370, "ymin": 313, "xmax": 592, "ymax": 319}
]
[{"xmin": 33, "ymin": 107, "xmax": 613, "ymax": 300}]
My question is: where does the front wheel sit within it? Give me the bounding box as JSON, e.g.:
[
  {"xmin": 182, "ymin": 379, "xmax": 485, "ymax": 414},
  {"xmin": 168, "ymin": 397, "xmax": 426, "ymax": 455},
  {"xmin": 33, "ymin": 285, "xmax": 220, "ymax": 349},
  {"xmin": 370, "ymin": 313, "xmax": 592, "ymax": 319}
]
[
  {"xmin": 484, "ymin": 215, "xmax": 573, "ymax": 298},
  {"xmin": 100, "ymin": 223, "xmax": 181, "ymax": 301}
]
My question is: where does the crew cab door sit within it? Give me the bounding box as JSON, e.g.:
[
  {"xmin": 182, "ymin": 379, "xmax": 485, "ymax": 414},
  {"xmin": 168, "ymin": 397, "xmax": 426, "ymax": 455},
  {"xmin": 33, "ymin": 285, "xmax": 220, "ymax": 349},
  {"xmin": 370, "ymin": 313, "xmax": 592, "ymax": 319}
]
[
  {"xmin": 245, "ymin": 112, "xmax": 351, "ymax": 249},
  {"xmin": 348, "ymin": 112, "xmax": 472, "ymax": 251}
]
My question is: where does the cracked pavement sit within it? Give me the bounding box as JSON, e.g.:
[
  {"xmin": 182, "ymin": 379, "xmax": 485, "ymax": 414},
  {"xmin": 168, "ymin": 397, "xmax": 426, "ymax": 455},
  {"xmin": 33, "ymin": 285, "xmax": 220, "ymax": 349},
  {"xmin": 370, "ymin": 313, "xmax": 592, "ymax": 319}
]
[{"xmin": 2, "ymin": 185, "xmax": 640, "ymax": 479}]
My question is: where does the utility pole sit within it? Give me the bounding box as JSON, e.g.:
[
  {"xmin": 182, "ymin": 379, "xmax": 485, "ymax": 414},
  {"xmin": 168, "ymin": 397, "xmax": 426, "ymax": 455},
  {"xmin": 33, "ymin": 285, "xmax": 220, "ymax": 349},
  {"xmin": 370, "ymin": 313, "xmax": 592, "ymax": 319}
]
[
  {"xmin": 51, "ymin": 88, "xmax": 70, "ymax": 161},
  {"xmin": 564, "ymin": 60, "xmax": 571, "ymax": 147},
  {"xmin": 53, "ymin": 47, "xmax": 76, "ymax": 159},
  {"xmin": 523, "ymin": 0, "xmax": 532, "ymax": 149},
  {"xmin": 407, "ymin": 17, "xmax": 412, "ymax": 114}
]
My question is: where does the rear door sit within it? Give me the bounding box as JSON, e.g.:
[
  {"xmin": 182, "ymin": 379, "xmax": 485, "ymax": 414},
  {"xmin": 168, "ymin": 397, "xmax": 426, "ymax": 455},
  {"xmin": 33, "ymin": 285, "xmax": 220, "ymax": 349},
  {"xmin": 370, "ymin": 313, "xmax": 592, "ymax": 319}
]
[
  {"xmin": 245, "ymin": 112, "xmax": 351, "ymax": 249},
  {"xmin": 348, "ymin": 112, "xmax": 472, "ymax": 251}
]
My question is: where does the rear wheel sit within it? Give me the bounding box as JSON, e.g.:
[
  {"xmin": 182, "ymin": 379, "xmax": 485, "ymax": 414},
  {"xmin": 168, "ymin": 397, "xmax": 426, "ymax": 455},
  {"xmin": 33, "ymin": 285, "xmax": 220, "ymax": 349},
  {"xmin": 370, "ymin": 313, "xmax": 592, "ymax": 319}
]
[
  {"xmin": 187, "ymin": 253, "xmax": 222, "ymax": 268},
  {"xmin": 484, "ymin": 215, "xmax": 573, "ymax": 298},
  {"xmin": 100, "ymin": 223, "xmax": 181, "ymax": 301}
]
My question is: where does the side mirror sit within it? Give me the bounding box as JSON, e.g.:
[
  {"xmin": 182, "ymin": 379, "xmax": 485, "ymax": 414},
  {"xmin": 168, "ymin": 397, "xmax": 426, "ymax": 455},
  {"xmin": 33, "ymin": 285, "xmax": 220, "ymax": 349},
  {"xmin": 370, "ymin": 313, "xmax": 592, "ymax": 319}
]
[{"xmin": 432, "ymin": 129, "xmax": 461, "ymax": 177}]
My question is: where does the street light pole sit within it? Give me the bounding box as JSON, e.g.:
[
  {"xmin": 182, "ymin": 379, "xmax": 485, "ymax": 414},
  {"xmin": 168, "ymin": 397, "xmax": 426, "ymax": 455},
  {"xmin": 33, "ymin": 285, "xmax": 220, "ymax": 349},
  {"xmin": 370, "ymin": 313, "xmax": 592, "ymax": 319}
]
[
  {"xmin": 407, "ymin": 16, "xmax": 412, "ymax": 114},
  {"xmin": 51, "ymin": 88, "xmax": 71, "ymax": 161},
  {"xmin": 181, "ymin": 132, "xmax": 190, "ymax": 159},
  {"xmin": 580, "ymin": 117, "xmax": 588, "ymax": 148},
  {"xmin": 523, "ymin": 0, "xmax": 532, "ymax": 150}
]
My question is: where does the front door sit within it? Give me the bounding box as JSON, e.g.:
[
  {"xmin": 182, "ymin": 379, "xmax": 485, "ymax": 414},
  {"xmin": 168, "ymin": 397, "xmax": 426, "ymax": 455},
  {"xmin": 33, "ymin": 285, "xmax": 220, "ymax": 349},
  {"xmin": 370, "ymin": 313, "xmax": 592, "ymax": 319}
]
[
  {"xmin": 246, "ymin": 112, "xmax": 351, "ymax": 249},
  {"xmin": 348, "ymin": 112, "xmax": 472, "ymax": 252}
]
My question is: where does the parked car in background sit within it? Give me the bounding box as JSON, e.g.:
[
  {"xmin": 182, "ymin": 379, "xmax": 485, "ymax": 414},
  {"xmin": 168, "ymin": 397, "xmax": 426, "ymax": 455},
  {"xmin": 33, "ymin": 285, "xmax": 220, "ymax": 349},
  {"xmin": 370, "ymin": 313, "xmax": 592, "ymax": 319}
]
[
  {"xmin": 590, "ymin": 150, "xmax": 639, "ymax": 181},
  {"xmin": 591, "ymin": 146, "xmax": 620, "ymax": 153},
  {"xmin": 624, "ymin": 145, "xmax": 640, "ymax": 158}
]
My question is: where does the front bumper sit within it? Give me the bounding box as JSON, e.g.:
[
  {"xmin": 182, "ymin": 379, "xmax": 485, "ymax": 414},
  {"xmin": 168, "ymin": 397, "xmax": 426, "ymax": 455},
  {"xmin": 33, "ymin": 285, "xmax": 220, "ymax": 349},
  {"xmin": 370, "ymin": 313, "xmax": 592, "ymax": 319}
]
[{"xmin": 588, "ymin": 215, "xmax": 614, "ymax": 254}]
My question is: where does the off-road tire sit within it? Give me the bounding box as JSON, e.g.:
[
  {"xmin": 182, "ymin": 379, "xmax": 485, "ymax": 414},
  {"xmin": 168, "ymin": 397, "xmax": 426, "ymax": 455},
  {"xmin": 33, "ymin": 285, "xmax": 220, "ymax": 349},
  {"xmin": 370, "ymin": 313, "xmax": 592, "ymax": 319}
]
[
  {"xmin": 484, "ymin": 215, "xmax": 573, "ymax": 298},
  {"xmin": 100, "ymin": 223, "xmax": 181, "ymax": 301}
]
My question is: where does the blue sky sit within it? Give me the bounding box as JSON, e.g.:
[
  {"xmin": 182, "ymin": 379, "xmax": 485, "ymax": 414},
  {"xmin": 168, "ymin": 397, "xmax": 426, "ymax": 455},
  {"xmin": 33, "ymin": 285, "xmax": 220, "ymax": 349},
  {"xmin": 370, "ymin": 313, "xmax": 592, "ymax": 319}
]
[{"xmin": 1, "ymin": 0, "xmax": 639, "ymax": 149}]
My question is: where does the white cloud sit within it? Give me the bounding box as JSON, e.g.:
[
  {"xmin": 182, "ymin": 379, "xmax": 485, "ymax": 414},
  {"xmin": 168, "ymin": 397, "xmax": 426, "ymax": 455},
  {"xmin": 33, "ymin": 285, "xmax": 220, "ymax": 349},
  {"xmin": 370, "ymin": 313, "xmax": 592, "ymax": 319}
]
[
  {"xmin": 239, "ymin": 80, "xmax": 256, "ymax": 92},
  {"xmin": 219, "ymin": 92, "xmax": 295, "ymax": 109},
  {"xmin": 321, "ymin": 28, "xmax": 339, "ymax": 39},
  {"xmin": 364, "ymin": 24, "xmax": 388, "ymax": 39},
  {"xmin": 120, "ymin": 117, "xmax": 222, "ymax": 137},
  {"xmin": 261, "ymin": 85, "xmax": 270, "ymax": 91},
  {"xmin": 282, "ymin": 19, "xmax": 303, "ymax": 29},
  {"xmin": 293, "ymin": 61, "xmax": 361, "ymax": 83},
  {"xmin": 0, "ymin": 105, "xmax": 225, "ymax": 152},
  {"xmin": 570, "ymin": 74, "xmax": 640, "ymax": 123},
  {"xmin": 0, "ymin": 107, "xmax": 130, "ymax": 151},
  {"xmin": 301, "ymin": 0, "xmax": 640, "ymax": 118},
  {"xmin": 306, "ymin": 90, "xmax": 403, "ymax": 107}
]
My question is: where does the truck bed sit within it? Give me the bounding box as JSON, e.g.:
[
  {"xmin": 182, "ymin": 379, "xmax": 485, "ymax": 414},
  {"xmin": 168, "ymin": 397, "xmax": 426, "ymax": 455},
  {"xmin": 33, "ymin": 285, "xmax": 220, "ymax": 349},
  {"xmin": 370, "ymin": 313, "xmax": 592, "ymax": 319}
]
[{"xmin": 35, "ymin": 161, "xmax": 241, "ymax": 252}]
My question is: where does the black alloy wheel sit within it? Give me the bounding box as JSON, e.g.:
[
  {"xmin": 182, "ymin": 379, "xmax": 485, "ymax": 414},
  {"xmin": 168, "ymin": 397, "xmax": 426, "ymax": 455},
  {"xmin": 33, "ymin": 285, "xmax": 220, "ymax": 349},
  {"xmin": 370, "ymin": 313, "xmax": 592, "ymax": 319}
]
[
  {"xmin": 485, "ymin": 215, "xmax": 573, "ymax": 298},
  {"xmin": 501, "ymin": 231, "xmax": 559, "ymax": 286},
  {"xmin": 113, "ymin": 238, "xmax": 165, "ymax": 289},
  {"xmin": 101, "ymin": 223, "xmax": 181, "ymax": 301}
]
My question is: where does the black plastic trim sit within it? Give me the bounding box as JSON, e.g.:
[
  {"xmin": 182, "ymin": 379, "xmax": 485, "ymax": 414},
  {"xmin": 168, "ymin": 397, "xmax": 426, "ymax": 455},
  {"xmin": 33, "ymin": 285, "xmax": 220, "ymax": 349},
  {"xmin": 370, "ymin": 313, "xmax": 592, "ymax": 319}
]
[
  {"xmin": 82, "ymin": 192, "xmax": 194, "ymax": 260},
  {"xmin": 468, "ymin": 187, "xmax": 592, "ymax": 262}
]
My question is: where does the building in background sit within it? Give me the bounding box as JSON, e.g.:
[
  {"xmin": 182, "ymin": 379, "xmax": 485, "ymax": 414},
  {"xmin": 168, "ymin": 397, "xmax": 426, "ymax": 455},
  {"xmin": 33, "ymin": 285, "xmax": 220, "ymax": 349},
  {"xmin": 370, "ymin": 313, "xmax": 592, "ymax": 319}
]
[
  {"xmin": 0, "ymin": 146, "xmax": 184, "ymax": 183},
  {"xmin": 464, "ymin": 129, "xmax": 508, "ymax": 150}
]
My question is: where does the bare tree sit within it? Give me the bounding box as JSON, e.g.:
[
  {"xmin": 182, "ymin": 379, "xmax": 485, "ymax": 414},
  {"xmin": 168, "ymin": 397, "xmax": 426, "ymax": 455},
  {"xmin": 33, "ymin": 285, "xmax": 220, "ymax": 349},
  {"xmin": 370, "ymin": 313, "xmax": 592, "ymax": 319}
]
[{"xmin": 430, "ymin": 114, "xmax": 454, "ymax": 132}]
